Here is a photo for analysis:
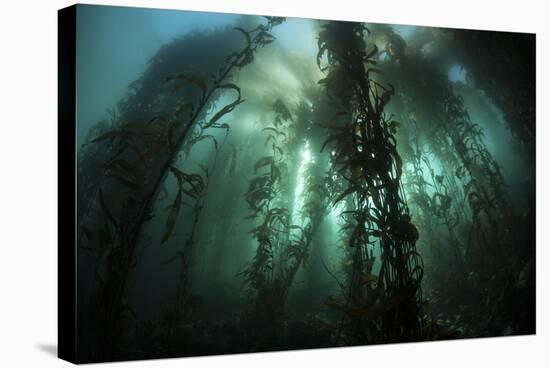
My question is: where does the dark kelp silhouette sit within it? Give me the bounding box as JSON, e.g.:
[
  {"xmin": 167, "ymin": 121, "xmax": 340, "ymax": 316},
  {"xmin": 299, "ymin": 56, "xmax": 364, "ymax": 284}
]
[{"xmin": 77, "ymin": 17, "xmax": 285, "ymax": 361}]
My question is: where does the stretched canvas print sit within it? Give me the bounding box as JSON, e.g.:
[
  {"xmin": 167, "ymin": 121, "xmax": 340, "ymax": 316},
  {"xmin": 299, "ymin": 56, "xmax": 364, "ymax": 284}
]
[{"xmin": 58, "ymin": 4, "xmax": 536, "ymax": 364}]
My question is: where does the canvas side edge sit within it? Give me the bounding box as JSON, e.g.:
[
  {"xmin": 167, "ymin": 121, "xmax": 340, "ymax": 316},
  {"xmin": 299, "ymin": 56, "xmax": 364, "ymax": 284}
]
[{"xmin": 58, "ymin": 4, "xmax": 78, "ymax": 364}]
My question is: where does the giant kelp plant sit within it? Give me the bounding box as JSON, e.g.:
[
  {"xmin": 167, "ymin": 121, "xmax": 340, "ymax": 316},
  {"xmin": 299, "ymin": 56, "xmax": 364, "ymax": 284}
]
[
  {"xmin": 315, "ymin": 22, "xmax": 424, "ymax": 343},
  {"xmin": 76, "ymin": 9, "xmax": 535, "ymax": 363}
]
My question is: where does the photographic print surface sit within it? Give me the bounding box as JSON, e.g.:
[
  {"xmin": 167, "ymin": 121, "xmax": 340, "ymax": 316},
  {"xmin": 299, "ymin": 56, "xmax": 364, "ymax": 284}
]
[{"xmin": 69, "ymin": 4, "xmax": 535, "ymax": 363}]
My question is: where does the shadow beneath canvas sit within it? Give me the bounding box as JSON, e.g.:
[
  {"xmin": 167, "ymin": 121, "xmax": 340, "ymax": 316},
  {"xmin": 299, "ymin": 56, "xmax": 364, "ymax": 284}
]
[{"xmin": 37, "ymin": 344, "xmax": 57, "ymax": 357}]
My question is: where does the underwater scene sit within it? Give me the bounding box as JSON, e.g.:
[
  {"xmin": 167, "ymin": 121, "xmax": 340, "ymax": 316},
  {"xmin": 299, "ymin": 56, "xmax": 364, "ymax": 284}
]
[{"xmin": 74, "ymin": 4, "xmax": 535, "ymax": 363}]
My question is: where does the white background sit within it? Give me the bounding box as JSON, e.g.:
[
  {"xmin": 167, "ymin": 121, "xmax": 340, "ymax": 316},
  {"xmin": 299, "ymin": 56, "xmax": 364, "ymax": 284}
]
[{"xmin": 0, "ymin": 0, "xmax": 547, "ymax": 366}]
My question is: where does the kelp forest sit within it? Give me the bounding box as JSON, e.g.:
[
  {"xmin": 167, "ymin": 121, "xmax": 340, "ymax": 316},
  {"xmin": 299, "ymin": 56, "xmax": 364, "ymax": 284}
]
[{"xmin": 75, "ymin": 7, "xmax": 535, "ymax": 363}]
